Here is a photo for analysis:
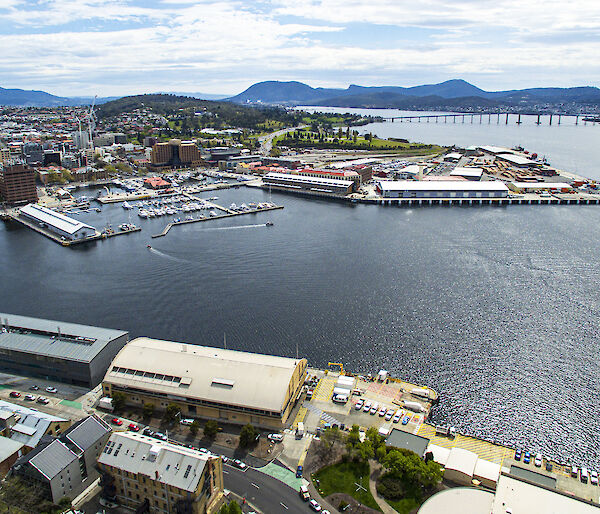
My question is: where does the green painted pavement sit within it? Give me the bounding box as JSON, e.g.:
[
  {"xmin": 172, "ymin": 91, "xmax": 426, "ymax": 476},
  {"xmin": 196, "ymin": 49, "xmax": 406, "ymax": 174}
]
[
  {"xmin": 60, "ymin": 399, "xmax": 83, "ymax": 409},
  {"xmin": 255, "ymin": 462, "xmax": 302, "ymax": 491}
]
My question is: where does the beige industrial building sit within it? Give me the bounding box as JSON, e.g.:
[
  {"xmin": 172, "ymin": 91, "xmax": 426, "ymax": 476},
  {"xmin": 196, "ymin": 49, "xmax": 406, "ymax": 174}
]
[
  {"xmin": 98, "ymin": 432, "xmax": 224, "ymax": 514},
  {"xmin": 102, "ymin": 338, "xmax": 308, "ymax": 429}
]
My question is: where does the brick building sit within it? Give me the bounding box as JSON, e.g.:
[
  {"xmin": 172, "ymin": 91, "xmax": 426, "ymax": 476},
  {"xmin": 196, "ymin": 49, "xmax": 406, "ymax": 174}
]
[{"xmin": 0, "ymin": 162, "xmax": 38, "ymax": 206}]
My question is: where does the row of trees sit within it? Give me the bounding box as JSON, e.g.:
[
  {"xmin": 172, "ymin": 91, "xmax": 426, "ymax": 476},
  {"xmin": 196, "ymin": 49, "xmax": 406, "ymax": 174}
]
[{"xmin": 110, "ymin": 393, "xmax": 257, "ymax": 447}]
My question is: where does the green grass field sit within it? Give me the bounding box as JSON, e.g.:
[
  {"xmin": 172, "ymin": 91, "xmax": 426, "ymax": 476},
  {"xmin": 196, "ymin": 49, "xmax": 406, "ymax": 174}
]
[{"xmin": 312, "ymin": 461, "xmax": 381, "ymax": 511}]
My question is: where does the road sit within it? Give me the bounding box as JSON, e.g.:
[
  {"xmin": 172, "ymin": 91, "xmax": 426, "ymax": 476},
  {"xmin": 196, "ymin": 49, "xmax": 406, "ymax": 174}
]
[
  {"xmin": 224, "ymin": 464, "xmax": 307, "ymax": 514},
  {"xmin": 258, "ymin": 125, "xmax": 306, "ymax": 155}
]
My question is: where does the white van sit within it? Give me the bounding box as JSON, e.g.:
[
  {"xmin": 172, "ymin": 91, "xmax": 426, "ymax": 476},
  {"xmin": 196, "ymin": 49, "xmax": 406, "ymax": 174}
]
[
  {"xmin": 332, "ymin": 394, "xmax": 348, "ymax": 404},
  {"xmin": 296, "ymin": 422, "xmax": 304, "ymax": 439}
]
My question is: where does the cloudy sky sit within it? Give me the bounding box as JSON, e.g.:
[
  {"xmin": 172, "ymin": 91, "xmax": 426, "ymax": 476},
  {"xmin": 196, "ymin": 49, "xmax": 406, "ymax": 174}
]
[{"xmin": 1, "ymin": 0, "xmax": 599, "ymax": 97}]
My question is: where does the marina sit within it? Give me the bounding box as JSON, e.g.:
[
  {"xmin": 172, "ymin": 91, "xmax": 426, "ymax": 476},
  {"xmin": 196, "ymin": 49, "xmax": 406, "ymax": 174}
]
[{"xmin": 151, "ymin": 201, "xmax": 283, "ymax": 238}]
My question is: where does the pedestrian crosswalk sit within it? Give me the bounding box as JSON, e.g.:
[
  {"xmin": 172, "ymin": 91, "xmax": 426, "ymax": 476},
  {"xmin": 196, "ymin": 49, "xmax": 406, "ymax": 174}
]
[{"xmin": 303, "ymin": 401, "xmax": 343, "ymax": 427}]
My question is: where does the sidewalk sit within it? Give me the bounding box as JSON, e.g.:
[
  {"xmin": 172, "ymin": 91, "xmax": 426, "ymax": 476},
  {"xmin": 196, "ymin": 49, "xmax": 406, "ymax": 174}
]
[{"xmin": 368, "ymin": 460, "xmax": 396, "ymax": 514}]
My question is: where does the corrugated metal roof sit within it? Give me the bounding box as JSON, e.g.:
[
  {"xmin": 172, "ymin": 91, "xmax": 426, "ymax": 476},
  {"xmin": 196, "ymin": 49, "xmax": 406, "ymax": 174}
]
[
  {"xmin": 98, "ymin": 432, "xmax": 209, "ymax": 493},
  {"xmin": 29, "ymin": 440, "xmax": 77, "ymax": 480},
  {"xmin": 105, "ymin": 338, "xmax": 305, "ymax": 413},
  {"xmin": 0, "ymin": 312, "xmax": 128, "ymax": 362},
  {"xmin": 264, "ymin": 172, "xmax": 353, "ymax": 187},
  {"xmin": 0, "ymin": 436, "xmax": 23, "ymax": 461},
  {"xmin": 377, "ymin": 180, "xmax": 508, "ymax": 192},
  {"xmin": 19, "ymin": 204, "xmax": 95, "ymax": 234},
  {"xmin": 64, "ymin": 416, "xmax": 110, "ymax": 452}
]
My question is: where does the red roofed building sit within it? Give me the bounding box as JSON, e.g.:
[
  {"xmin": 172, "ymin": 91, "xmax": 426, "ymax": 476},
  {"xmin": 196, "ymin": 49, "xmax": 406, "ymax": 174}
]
[
  {"xmin": 144, "ymin": 176, "xmax": 170, "ymax": 189},
  {"xmin": 294, "ymin": 168, "xmax": 361, "ymax": 190}
]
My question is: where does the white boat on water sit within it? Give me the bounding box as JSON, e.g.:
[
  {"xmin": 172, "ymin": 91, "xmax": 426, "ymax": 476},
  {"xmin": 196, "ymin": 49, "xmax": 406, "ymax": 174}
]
[
  {"xmin": 122, "ymin": 201, "xmax": 133, "ymax": 210},
  {"xmin": 138, "ymin": 210, "xmax": 148, "ymax": 218}
]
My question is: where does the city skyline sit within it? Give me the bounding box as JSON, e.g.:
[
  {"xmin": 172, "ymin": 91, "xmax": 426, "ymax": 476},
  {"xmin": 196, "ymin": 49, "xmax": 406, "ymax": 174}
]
[{"xmin": 0, "ymin": 0, "xmax": 599, "ymax": 97}]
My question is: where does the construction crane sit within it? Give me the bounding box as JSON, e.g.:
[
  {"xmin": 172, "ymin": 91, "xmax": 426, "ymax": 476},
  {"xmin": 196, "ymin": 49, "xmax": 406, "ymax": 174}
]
[
  {"xmin": 328, "ymin": 362, "xmax": 344, "ymax": 375},
  {"xmin": 87, "ymin": 95, "xmax": 98, "ymax": 151}
]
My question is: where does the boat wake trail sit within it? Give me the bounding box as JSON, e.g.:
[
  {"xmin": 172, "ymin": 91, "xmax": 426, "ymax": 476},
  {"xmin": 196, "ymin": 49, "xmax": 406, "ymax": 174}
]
[{"xmin": 148, "ymin": 248, "xmax": 191, "ymax": 264}]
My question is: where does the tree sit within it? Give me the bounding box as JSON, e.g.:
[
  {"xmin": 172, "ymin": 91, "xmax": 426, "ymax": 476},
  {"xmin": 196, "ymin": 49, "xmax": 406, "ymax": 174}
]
[
  {"xmin": 142, "ymin": 402, "xmax": 155, "ymax": 419},
  {"xmin": 163, "ymin": 403, "xmax": 181, "ymax": 423},
  {"xmin": 239, "ymin": 423, "xmax": 257, "ymax": 448},
  {"xmin": 190, "ymin": 420, "xmax": 200, "ymax": 436},
  {"xmin": 219, "ymin": 501, "xmax": 242, "ymax": 514},
  {"xmin": 111, "ymin": 391, "xmax": 126, "ymax": 411},
  {"xmin": 269, "ymin": 147, "xmax": 282, "ymax": 157},
  {"xmin": 381, "ymin": 448, "xmax": 443, "ymax": 492},
  {"xmin": 204, "ymin": 420, "xmax": 219, "ymax": 439}
]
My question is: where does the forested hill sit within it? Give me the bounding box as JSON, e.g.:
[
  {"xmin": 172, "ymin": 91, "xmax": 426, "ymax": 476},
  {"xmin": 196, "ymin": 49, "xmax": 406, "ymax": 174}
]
[{"xmin": 96, "ymin": 94, "xmax": 303, "ymax": 129}]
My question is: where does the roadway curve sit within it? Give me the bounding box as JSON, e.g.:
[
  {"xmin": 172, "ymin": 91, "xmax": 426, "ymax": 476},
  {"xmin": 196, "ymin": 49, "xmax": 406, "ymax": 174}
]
[
  {"xmin": 259, "ymin": 125, "xmax": 306, "ymax": 156},
  {"xmin": 224, "ymin": 464, "xmax": 307, "ymax": 514}
]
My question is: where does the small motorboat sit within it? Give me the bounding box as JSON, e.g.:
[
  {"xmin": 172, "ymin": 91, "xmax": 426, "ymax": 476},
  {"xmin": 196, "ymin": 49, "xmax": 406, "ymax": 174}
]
[
  {"xmin": 147, "ymin": 245, "xmax": 152, "ymax": 249},
  {"xmin": 266, "ymin": 222, "xmax": 274, "ymax": 227}
]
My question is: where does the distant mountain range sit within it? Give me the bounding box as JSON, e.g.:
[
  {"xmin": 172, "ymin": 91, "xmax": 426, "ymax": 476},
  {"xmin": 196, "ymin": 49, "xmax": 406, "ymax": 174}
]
[
  {"xmin": 3, "ymin": 80, "xmax": 600, "ymax": 112},
  {"xmin": 0, "ymin": 86, "xmax": 120, "ymax": 107},
  {"xmin": 0, "ymin": 86, "xmax": 227, "ymax": 107},
  {"xmin": 226, "ymin": 80, "xmax": 600, "ymax": 112}
]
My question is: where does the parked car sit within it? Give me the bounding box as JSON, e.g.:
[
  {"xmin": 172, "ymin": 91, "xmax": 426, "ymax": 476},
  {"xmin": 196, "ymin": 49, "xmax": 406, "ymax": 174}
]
[
  {"xmin": 142, "ymin": 427, "xmax": 154, "ymax": 437},
  {"xmin": 581, "ymin": 468, "xmax": 589, "ymax": 483},
  {"xmin": 402, "ymin": 416, "xmax": 410, "ymax": 425},
  {"xmin": 128, "ymin": 423, "xmax": 140, "ymax": 432},
  {"xmin": 24, "ymin": 394, "xmax": 36, "ymax": 401},
  {"xmin": 535, "ymin": 453, "xmax": 542, "ymax": 467},
  {"xmin": 514, "ymin": 449, "xmax": 522, "ymax": 461},
  {"xmin": 221, "ymin": 455, "xmax": 229, "ymax": 464},
  {"xmin": 37, "ymin": 397, "xmax": 49, "ymax": 404},
  {"xmin": 370, "ymin": 403, "xmax": 378, "ymax": 415},
  {"xmin": 546, "ymin": 461, "xmax": 552, "ymax": 472},
  {"xmin": 571, "ymin": 466, "xmax": 579, "ymax": 478},
  {"xmin": 111, "ymin": 418, "xmax": 123, "ymax": 426},
  {"xmin": 591, "ymin": 471, "xmax": 598, "ymax": 485},
  {"xmin": 232, "ymin": 459, "xmax": 247, "ymax": 470},
  {"xmin": 180, "ymin": 418, "xmax": 195, "ymax": 426},
  {"xmin": 523, "ymin": 453, "xmax": 531, "ymax": 465},
  {"xmin": 153, "ymin": 432, "xmax": 167, "ymax": 441},
  {"xmin": 9, "ymin": 391, "xmax": 21, "ymax": 398},
  {"xmin": 378, "ymin": 407, "xmax": 386, "ymax": 417},
  {"xmin": 385, "ymin": 410, "xmax": 394, "ymax": 421},
  {"xmin": 355, "ymin": 400, "xmax": 364, "ymax": 410},
  {"xmin": 45, "ymin": 387, "xmax": 57, "ymax": 394},
  {"xmin": 362, "ymin": 401, "xmax": 372, "ymax": 413},
  {"xmin": 299, "ymin": 485, "xmax": 310, "ymax": 501},
  {"xmin": 29, "ymin": 385, "xmax": 39, "ymax": 391},
  {"xmin": 392, "ymin": 412, "xmax": 401, "ymax": 423},
  {"xmin": 268, "ymin": 433, "xmax": 283, "ymax": 443},
  {"xmin": 309, "ymin": 499, "xmax": 322, "ymax": 512},
  {"xmin": 296, "ymin": 465, "xmax": 303, "ymax": 478}
]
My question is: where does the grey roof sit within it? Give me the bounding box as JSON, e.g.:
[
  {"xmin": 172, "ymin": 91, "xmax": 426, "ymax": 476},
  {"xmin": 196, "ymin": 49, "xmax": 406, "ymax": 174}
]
[
  {"xmin": 98, "ymin": 432, "xmax": 209, "ymax": 493},
  {"xmin": 0, "ymin": 435, "xmax": 23, "ymax": 461},
  {"xmin": 29, "ymin": 440, "xmax": 77, "ymax": 480},
  {"xmin": 385, "ymin": 429, "xmax": 430, "ymax": 457},
  {"xmin": 0, "ymin": 312, "xmax": 128, "ymax": 363},
  {"xmin": 64, "ymin": 416, "xmax": 111, "ymax": 452},
  {"xmin": 265, "ymin": 171, "xmax": 354, "ymax": 187},
  {"xmin": 0, "ymin": 401, "xmax": 66, "ymax": 448},
  {"xmin": 509, "ymin": 465, "xmax": 557, "ymax": 489}
]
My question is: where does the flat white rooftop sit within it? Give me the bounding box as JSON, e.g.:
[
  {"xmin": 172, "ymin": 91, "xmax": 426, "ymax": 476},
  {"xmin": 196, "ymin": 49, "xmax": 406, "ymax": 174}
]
[
  {"xmin": 450, "ymin": 167, "xmax": 483, "ymax": 177},
  {"xmin": 377, "ymin": 180, "xmax": 508, "ymax": 192},
  {"xmin": 20, "ymin": 204, "xmax": 95, "ymax": 235},
  {"xmin": 511, "ymin": 182, "xmax": 572, "ymax": 189}
]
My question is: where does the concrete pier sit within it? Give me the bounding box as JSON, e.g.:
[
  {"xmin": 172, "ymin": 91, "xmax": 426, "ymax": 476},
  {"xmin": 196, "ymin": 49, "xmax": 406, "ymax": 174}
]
[{"xmin": 151, "ymin": 204, "xmax": 284, "ymax": 238}]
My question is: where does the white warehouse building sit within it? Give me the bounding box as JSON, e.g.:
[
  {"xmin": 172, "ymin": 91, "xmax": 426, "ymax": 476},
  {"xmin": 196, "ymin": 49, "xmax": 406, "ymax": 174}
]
[
  {"xmin": 376, "ymin": 180, "xmax": 508, "ymax": 199},
  {"xmin": 20, "ymin": 204, "xmax": 96, "ymax": 241}
]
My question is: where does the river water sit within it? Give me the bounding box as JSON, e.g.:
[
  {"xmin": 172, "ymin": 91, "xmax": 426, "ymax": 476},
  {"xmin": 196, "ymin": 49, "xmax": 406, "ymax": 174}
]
[{"xmin": 1, "ymin": 111, "xmax": 600, "ymax": 468}]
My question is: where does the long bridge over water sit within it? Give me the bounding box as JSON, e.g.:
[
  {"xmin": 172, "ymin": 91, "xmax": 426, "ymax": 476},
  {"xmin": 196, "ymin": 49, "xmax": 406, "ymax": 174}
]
[{"xmin": 381, "ymin": 113, "xmax": 598, "ymax": 126}]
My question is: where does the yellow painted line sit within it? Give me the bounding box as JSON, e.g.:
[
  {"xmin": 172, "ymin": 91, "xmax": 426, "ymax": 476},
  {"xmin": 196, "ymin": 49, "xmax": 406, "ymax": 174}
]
[{"xmin": 292, "ymin": 407, "xmax": 307, "ymax": 428}]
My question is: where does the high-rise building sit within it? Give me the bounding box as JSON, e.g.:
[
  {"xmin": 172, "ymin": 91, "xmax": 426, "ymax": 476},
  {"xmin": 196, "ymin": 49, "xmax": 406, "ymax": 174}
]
[
  {"xmin": 150, "ymin": 139, "xmax": 203, "ymax": 170},
  {"xmin": 0, "ymin": 162, "xmax": 38, "ymax": 206},
  {"xmin": 0, "ymin": 148, "xmax": 10, "ymax": 164},
  {"xmin": 22, "ymin": 142, "xmax": 43, "ymax": 166}
]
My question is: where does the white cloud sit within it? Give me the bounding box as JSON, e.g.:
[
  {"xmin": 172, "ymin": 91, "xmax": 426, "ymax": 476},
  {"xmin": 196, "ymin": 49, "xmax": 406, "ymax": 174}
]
[{"xmin": 0, "ymin": 0, "xmax": 598, "ymax": 95}]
